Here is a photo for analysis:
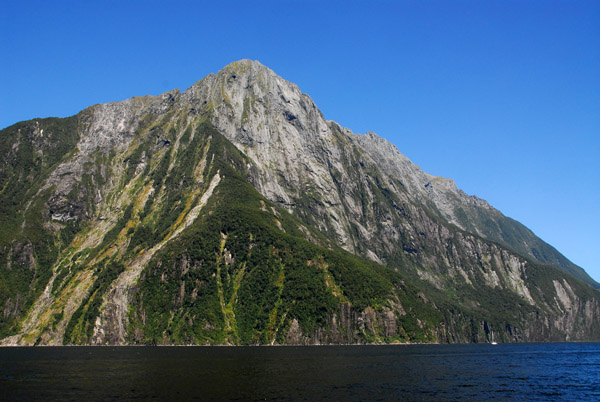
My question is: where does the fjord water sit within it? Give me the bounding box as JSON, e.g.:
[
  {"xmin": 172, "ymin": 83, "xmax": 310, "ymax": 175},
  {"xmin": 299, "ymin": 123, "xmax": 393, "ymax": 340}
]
[{"xmin": 1, "ymin": 343, "xmax": 598, "ymax": 401}]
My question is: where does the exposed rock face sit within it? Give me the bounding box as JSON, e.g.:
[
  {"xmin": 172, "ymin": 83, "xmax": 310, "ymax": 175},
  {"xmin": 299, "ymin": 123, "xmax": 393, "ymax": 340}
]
[
  {"xmin": 0, "ymin": 59, "xmax": 598, "ymax": 346},
  {"xmin": 185, "ymin": 60, "xmax": 596, "ymax": 288},
  {"xmin": 184, "ymin": 61, "xmax": 354, "ymax": 248}
]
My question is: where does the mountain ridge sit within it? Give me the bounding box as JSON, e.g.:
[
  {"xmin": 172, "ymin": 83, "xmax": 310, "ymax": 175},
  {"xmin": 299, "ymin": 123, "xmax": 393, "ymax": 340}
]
[
  {"xmin": 193, "ymin": 59, "xmax": 597, "ymax": 288},
  {"xmin": 0, "ymin": 59, "xmax": 598, "ymax": 345}
]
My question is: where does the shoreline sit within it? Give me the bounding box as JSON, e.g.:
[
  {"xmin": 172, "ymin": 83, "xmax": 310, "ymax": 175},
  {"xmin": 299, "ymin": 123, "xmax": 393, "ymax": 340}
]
[{"xmin": 2, "ymin": 340, "xmax": 599, "ymax": 348}]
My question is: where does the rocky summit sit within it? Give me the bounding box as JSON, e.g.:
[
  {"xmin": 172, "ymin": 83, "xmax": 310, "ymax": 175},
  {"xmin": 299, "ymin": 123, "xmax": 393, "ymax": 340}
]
[{"xmin": 1, "ymin": 59, "xmax": 598, "ymax": 346}]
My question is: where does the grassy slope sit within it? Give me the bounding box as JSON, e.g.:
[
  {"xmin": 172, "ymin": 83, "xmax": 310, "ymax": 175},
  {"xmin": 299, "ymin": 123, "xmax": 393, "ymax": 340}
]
[{"xmin": 0, "ymin": 117, "xmax": 81, "ymax": 338}]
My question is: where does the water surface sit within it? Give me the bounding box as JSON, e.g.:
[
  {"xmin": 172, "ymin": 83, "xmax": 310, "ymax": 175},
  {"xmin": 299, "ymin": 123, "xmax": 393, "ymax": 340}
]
[{"xmin": 1, "ymin": 343, "xmax": 599, "ymax": 401}]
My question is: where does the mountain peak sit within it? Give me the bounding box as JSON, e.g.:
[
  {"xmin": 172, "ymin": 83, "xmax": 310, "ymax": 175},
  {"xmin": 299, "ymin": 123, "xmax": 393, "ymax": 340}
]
[
  {"xmin": 222, "ymin": 58, "xmax": 268, "ymax": 73},
  {"xmin": 185, "ymin": 59, "xmax": 321, "ymax": 147},
  {"xmin": 214, "ymin": 59, "xmax": 276, "ymax": 86},
  {"xmin": 187, "ymin": 59, "xmax": 279, "ymax": 93}
]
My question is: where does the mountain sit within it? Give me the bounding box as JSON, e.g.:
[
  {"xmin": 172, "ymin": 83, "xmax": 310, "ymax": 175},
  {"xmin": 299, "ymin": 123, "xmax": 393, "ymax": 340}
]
[{"xmin": 0, "ymin": 59, "xmax": 598, "ymax": 345}]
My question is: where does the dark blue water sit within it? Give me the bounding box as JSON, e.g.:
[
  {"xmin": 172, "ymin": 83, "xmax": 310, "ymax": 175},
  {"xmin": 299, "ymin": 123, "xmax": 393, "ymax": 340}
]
[{"xmin": 1, "ymin": 343, "xmax": 599, "ymax": 401}]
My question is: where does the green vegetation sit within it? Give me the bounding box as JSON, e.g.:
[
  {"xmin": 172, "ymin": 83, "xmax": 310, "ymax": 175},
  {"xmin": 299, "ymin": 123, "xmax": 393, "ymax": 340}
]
[
  {"xmin": 64, "ymin": 260, "xmax": 126, "ymax": 344},
  {"xmin": 0, "ymin": 116, "xmax": 81, "ymax": 337}
]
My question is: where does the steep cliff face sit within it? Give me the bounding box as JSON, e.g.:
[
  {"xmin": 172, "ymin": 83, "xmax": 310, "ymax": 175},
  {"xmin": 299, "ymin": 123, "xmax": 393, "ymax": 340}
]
[
  {"xmin": 0, "ymin": 60, "xmax": 598, "ymax": 345},
  {"xmin": 186, "ymin": 60, "xmax": 596, "ymax": 288}
]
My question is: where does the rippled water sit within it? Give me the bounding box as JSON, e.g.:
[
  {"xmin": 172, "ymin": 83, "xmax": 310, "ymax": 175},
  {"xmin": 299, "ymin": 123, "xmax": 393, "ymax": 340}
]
[{"xmin": 1, "ymin": 343, "xmax": 599, "ymax": 401}]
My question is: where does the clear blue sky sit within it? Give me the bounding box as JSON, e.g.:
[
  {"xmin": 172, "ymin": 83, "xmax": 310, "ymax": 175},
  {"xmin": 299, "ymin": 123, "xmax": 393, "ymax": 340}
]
[{"xmin": 1, "ymin": 1, "xmax": 599, "ymax": 282}]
